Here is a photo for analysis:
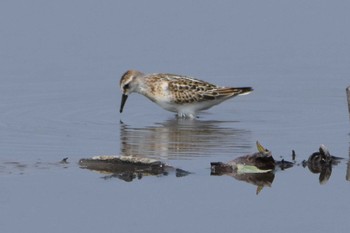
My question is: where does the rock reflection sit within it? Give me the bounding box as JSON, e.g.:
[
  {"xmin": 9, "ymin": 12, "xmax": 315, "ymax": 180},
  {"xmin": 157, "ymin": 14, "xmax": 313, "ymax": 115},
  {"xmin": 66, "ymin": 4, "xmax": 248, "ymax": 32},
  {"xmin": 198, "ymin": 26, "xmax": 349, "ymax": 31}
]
[
  {"xmin": 79, "ymin": 155, "xmax": 190, "ymax": 182},
  {"xmin": 212, "ymin": 169, "xmax": 275, "ymax": 195},
  {"xmin": 211, "ymin": 142, "xmax": 294, "ymax": 194},
  {"xmin": 120, "ymin": 118, "xmax": 252, "ymax": 159},
  {"xmin": 211, "ymin": 162, "xmax": 294, "ymax": 195}
]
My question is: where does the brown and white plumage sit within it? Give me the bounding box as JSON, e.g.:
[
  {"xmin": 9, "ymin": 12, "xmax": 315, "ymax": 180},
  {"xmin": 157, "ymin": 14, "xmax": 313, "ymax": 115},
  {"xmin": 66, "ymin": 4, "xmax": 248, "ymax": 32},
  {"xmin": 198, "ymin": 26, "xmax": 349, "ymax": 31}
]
[{"xmin": 119, "ymin": 70, "xmax": 253, "ymax": 118}]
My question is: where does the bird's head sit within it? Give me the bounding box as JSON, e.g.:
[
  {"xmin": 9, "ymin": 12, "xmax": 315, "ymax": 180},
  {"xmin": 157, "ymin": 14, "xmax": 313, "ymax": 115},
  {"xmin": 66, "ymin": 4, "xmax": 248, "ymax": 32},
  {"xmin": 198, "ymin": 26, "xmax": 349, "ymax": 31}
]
[{"xmin": 119, "ymin": 70, "xmax": 143, "ymax": 113}]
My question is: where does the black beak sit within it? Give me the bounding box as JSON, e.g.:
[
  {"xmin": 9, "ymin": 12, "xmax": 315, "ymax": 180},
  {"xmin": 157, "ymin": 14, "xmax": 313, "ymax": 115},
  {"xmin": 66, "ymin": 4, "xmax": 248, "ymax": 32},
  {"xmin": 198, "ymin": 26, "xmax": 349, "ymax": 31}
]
[{"xmin": 120, "ymin": 94, "xmax": 128, "ymax": 113}]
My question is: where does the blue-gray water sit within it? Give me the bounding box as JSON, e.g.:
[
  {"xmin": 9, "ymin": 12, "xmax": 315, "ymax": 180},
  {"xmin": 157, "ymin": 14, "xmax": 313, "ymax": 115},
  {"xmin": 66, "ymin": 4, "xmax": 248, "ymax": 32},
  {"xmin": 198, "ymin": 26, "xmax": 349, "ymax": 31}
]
[{"xmin": 1, "ymin": 1, "xmax": 350, "ymax": 233}]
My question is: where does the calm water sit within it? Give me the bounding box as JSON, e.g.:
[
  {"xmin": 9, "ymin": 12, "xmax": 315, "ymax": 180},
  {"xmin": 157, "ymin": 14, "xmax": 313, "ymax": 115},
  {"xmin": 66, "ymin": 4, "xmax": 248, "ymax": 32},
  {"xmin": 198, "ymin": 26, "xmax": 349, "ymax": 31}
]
[{"xmin": 1, "ymin": 1, "xmax": 350, "ymax": 233}]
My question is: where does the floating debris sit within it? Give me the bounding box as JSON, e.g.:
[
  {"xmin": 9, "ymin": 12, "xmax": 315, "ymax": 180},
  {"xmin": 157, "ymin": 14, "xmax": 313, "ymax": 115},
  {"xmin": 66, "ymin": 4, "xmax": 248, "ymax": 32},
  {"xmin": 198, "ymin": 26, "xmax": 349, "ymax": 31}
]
[
  {"xmin": 211, "ymin": 141, "xmax": 291, "ymax": 174},
  {"xmin": 60, "ymin": 157, "xmax": 69, "ymax": 164},
  {"xmin": 211, "ymin": 141, "xmax": 293, "ymax": 194},
  {"xmin": 302, "ymin": 145, "xmax": 343, "ymax": 184},
  {"xmin": 79, "ymin": 155, "xmax": 190, "ymax": 182},
  {"xmin": 276, "ymin": 159, "xmax": 294, "ymax": 170},
  {"xmin": 292, "ymin": 150, "xmax": 296, "ymax": 161}
]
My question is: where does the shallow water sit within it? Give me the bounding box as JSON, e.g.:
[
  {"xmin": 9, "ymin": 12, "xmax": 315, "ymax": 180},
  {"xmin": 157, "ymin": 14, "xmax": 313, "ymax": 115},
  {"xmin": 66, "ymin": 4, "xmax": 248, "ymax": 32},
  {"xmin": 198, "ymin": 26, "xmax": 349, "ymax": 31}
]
[{"xmin": 1, "ymin": 1, "xmax": 350, "ymax": 233}]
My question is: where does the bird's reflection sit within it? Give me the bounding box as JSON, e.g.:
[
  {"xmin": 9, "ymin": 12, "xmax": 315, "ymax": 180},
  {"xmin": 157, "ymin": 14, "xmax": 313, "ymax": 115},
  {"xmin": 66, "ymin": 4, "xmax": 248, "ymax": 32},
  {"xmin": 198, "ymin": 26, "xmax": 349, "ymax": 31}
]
[
  {"xmin": 78, "ymin": 119, "xmax": 251, "ymax": 182},
  {"xmin": 120, "ymin": 118, "xmax": 252, "ymax": 159}
]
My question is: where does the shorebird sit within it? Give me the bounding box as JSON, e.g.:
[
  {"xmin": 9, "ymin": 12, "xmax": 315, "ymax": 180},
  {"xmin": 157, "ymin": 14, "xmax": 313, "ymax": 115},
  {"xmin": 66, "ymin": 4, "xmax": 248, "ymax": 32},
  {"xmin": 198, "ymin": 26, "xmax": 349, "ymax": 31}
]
[{"xmin": 119, "ymin": 70, "xmax": 253, "ymax": 118}]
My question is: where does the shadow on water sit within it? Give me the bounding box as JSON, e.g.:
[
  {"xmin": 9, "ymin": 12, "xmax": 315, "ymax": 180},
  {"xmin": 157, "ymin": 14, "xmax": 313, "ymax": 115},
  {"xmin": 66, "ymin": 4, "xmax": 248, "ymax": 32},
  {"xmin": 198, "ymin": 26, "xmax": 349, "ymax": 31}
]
[{"xmin": 119, "ymin": 118, "xmax": 252, "ymax": 159}]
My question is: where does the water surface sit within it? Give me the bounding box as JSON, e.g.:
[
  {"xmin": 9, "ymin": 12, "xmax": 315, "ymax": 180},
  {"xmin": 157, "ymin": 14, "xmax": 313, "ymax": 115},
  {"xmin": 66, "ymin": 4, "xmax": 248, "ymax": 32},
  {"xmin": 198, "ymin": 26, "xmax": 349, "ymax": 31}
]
[{"xmin": 1, "ymin": 1, "xmax": 350, "ymax": 233}]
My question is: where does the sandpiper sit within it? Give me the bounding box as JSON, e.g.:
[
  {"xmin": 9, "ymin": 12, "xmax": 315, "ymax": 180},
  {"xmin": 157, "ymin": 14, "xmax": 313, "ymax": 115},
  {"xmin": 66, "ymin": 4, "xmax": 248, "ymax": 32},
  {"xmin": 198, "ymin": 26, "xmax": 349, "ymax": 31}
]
[{"xmin": 119, "ymin": 70, "xmax": 253, "ymax": 118}]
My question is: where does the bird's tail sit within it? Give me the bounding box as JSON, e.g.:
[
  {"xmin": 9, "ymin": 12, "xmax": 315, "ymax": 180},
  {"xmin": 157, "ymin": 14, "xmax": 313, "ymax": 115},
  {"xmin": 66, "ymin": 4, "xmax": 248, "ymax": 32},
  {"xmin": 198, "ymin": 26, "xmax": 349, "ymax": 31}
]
[
  {"xmin": 219, "ymin": 87, "xmax": 253, "ymax": 96},
  {"xmin": 234, "ymin": 87, "xmax": 253, "ymax": 95}
]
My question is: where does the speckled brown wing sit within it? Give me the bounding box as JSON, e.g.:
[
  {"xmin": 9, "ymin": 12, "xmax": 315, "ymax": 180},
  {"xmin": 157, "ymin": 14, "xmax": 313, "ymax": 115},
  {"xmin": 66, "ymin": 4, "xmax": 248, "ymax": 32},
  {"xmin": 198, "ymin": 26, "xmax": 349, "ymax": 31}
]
[
  {"xmin": 167, "ymin": 77, "xmax": 252, "ymax": 104},
  {"xmin": 167, "ymin": 77, "xmax": 219, "ymax": 104}
]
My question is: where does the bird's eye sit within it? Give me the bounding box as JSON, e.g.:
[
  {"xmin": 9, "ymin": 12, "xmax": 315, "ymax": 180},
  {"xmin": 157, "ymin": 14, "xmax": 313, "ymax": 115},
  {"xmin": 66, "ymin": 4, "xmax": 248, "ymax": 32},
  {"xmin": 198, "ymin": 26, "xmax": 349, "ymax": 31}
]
[{"xmin": 123, "ymin": 83, "xmax": 130, "ymax": 90}]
